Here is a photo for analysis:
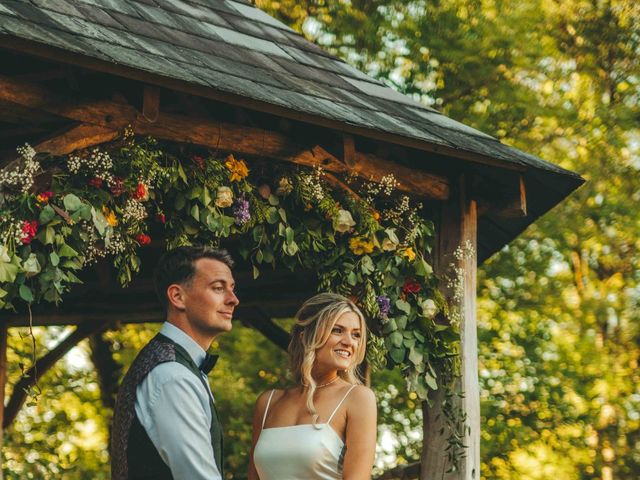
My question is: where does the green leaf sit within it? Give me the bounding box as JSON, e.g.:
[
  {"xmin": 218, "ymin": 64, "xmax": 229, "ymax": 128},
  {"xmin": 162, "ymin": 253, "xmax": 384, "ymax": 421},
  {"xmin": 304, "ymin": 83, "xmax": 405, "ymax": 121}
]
[
  {"xmin": 425, "ymin": 372, "xmax": 438, "ymax": 390},
  {"xmin": 58, "ymin": 244, "xmax": 79, "ymax": 258},
  {"xmin": 256, "ymin": 249, "xmax": 264, "ymax": 263},
  {"xmin": 0, "ymin": 247, "xmax": 21, "ymax": 283},
  {"xmin": 285, "ymin": 226, "xmax": 295, "ymax": 244},
  {"xmin": 19, "ymin": 284, "xmax": 34, "ymax": 303},
  {"xmin": 44, "ymin": 226, "xmax": 55, "ymax": 245},
  {"xmin": 39, "ymin": 205, "xmax": 55, "ymax": 224},
  {"xmin": 409, "ymin": 347, "xmax": 423, "ymax": 366},
  {"xmin": 63, "ymin": 194, "xmax": 82, "ymax": 212},
  {"xmin": 381, "ymin": 318, "xmax": 397, "ymax": 334},
  {"xmin": 361, "ymin": 255, "xmax": 375, "ymax": 275},
  {"xmin": 49, "ymin": 252, "xmax": 60, "ymax": 267},
  {"xmin": 389, "ymin": 346, "xmax": 405, "ymax": 363},
  {"xmin": 268, "ymin": 194, "xmax": 279, "ymax": 206},
  {"xmin": 415, "ymin": 257, "xmax": 433, "ymax": 277},
  {"xmin": 91, "ymin": 207, "xmax": 108, "ymax": 236},
  {"xmin": 396, "ymin": 299, "xmax": 411, "ymax": 314},
  {"xmin": 266, "ymin": 207, "xmax": 279, "ymax": 224},
  {"xmin": 253, "ymin": 265, "xmax": 260, "ymax": 279},
  {"xmin": 278, "ymin": 208, "xmax": 287, "ymax": 222},
  {"xmin": 191, "ymin": 204, "xmax": 200, "ymax": 221},
  {"xmin": 174, "ymin": 193, "xmax": 186, "ymax": 210},
  {"xmin": 200, "ymin": 186, "xmax": 211, "ymax": 206},
  {"xmin": 390, "ymin": 331, "xmax": 403, "ymax": 348},
  {"xmin": 177, "ymin": 162, "xmax": 188, "ymax": 184}
]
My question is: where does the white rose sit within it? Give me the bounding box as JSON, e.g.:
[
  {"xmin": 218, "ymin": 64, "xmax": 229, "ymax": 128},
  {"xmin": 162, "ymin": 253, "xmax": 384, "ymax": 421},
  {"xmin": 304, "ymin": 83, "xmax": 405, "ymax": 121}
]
[
  {"xmin": 419, "ymin": 299, "xmax": 438, "ymax": 319},
  {"xmin": 333, "ymin": 209, "xmax": 356, "ymax": 233},
  {"xmin": 215, "ymin": 186, "xmax": 233, "ymax": 208}
]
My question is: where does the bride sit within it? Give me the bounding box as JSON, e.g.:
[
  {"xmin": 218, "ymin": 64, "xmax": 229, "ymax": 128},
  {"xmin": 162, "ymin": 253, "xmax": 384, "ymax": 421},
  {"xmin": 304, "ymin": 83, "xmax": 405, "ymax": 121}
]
[{"xmin": 248, "ymin": 293, "xmax": 377, "ymax": 479}]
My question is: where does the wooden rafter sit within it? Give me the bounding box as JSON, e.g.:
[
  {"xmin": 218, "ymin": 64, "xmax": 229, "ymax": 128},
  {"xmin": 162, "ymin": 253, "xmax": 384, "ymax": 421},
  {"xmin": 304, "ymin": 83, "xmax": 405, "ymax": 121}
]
[
  {"xmin": 0, "ymin": 75, "xmax": 449, "ymax": 200},
  {"xmin": 3, "ymin": 321, "xmax": 107, "ymax": 429}
]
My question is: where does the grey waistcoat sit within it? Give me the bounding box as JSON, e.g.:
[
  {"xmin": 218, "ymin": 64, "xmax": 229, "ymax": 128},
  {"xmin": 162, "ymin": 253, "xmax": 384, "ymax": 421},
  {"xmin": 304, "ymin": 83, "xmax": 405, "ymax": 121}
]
[{"xmin": 110, "ymin": 334, "xmax": 223, "ymax": 479}]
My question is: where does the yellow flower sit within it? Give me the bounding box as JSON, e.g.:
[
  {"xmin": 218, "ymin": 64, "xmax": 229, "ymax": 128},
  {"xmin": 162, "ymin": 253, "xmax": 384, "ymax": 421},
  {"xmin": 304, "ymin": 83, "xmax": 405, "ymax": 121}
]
[
  {"xmin": 401, "ymin": 247, "xmax": 416, "ymax": 262},
  {"xmin": 102, "ymin": 206, "xmax": 118, "ymax": 226},
  {"xmin": 349, "ymin": 236, "xmax": 375, "ymax": 255},
  {"xmin": 224, "ymin": 154, "xmax": 249, "ymax": 182}
]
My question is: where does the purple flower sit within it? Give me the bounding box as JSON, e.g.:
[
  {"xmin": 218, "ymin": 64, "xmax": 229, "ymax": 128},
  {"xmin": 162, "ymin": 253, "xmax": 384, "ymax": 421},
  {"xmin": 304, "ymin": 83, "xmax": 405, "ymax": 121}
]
[
  {"xmin": 233, "ymin": 196, "xmax": 251, "ymax": 225},
  {"xmin": 376, "ymin": 295, "xmax": 391, "ymax": 316}
]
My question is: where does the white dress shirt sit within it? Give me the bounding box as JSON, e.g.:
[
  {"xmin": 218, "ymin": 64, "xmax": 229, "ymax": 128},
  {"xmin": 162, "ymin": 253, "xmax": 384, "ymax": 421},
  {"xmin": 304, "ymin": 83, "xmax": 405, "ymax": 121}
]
[{"xmin": 134, "ymin": 322, "xmax": 222, "ymax": 480}]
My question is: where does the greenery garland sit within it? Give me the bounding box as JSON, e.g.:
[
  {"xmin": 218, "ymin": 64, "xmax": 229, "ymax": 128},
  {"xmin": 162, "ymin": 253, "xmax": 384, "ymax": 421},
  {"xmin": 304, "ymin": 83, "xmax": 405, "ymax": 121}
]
[{"xmin": 0, "ymin": 134, "xmax": 461, "ymax": 428}]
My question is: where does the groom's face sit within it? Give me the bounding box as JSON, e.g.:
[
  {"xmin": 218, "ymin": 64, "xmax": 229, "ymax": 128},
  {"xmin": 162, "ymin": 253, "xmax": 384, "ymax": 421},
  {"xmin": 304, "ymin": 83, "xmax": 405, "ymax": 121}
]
[{"xmin": 182, "ymin": 258, "xmax": 239, "ymax": 337}]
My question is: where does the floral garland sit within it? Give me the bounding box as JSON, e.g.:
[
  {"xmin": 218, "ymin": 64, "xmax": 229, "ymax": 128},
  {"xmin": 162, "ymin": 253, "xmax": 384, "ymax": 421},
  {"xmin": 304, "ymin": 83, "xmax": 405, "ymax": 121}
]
[{"xmin": 0, "ymin": 135, "xmax": 460, "ymax": 406}]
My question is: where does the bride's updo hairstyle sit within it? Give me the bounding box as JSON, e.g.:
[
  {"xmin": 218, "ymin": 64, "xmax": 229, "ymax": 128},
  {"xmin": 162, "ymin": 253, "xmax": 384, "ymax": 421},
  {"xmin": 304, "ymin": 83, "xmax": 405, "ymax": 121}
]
[{"xmin": 288, "ymin": 292, "xmax": 367, "ymax": 424}]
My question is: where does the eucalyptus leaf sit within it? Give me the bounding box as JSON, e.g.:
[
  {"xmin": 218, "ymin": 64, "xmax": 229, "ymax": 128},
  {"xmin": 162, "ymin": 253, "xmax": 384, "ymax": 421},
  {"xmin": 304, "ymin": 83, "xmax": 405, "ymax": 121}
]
[
  {"xmin": 396, "ymin": 299, "xmax": 411, "ymax": 314},
  {"xmin": 63, "ymin": 194, "xmax": 82, "ymax": 212},
  {"xmin": 39, "ymin": 205, "xmax": 55, "ymax": 224},
  {"xmin": 58, "ymin": 244, "xmax": 79, "ymax": 258},
  {"xmin": 19, "ymin": 284, "xmax": 34, "ymax": 303}
]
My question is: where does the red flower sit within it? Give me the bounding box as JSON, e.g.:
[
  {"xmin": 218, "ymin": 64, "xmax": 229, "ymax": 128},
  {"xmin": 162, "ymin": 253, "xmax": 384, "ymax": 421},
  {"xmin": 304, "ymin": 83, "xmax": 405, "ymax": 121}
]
[
  {"xmin": 156, "ymin": 213, "xmax": 166, "ymax": 224},
  {"xmin": 135, "ymin": 233, "xmax": 151, "ymax": 246},
  {"xmin": 110, "ymin": 177, "xmax": 125, "ymax": 197},
  {"xmin": 88, "ymin": 177, "xmax": 103, "ymax": 188},
  {"xmin": 131, "ymin": 182, "xmax": 148, "ymax": 201},
  {"xmin": 36, "ymin": 191, "xmax": 54, "ymax": 204},
  {"xmin": 192, "ymin": 155, "xmax": 206, "ymax": 170},
  {"xmin": 402, "ymin": 279, "xmax": 422, "ymax": 295},
  {"xmin": 21, "ymin": 220, "xmax": 38, "ymax": 245}
]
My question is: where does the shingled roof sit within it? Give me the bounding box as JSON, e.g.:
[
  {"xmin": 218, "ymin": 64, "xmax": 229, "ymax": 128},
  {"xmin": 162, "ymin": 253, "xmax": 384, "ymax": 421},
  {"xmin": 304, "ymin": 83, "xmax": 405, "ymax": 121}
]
[{"xmin": 0, "ymin": 0, "xmax": 583, "ymax": 261}]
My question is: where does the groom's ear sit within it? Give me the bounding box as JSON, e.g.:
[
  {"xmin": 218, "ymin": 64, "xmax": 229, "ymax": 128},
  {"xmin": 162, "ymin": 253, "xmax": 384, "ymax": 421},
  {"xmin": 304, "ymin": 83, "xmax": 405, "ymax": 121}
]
[{"xmin": 167, "ymin": 284, "xmax": 187, "ymax": 310}]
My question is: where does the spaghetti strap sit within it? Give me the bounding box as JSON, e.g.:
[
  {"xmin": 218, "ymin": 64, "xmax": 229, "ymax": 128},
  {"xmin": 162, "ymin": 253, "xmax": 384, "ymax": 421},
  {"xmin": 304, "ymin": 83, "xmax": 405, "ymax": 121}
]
[
  {"xmin": 261, "ymin": 389, "xmax": 276, "ymax": 430},
  {"xmin": 327, "ymin": 384, "xmax": 357, "ymax": 424}
]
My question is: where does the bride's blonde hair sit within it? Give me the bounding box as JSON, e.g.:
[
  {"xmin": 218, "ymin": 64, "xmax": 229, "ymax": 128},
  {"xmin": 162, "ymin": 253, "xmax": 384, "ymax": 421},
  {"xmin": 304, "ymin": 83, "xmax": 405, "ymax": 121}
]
[{"xmin": 288, "ymin": 293, "xmax": 367, "ymax": 424}]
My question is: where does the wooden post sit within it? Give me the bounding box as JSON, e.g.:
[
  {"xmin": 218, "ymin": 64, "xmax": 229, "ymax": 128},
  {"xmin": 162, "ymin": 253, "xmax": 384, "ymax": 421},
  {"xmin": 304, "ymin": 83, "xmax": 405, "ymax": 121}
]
[
  {"xmin": 422, "ymin": 174, "xmax": 479, "ymax": 479},
  {"xmin": 0, "ymin": 323, "xmax": 7, "ymax": 480}
]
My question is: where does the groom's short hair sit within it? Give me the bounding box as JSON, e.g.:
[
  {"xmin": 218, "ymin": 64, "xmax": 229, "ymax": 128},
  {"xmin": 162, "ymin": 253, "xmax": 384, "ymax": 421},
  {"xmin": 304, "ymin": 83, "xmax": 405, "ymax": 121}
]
[{"xmin": 154, "ymin": 246, "xmax": 234, "ymax": 310}]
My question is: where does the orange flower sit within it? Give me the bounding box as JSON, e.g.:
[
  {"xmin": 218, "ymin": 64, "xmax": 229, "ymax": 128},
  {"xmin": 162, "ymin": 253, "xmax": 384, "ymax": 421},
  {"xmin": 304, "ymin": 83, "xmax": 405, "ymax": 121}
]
[{"xmin": 224, "ymin": 154, "xmax": 249, "ymax": 182}]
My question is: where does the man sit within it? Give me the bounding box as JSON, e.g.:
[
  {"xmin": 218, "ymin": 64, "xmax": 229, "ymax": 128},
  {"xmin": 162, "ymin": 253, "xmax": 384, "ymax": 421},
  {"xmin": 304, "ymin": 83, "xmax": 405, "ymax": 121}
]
[{"xmin": 111, "ymin": 246, "xmax": 239, "ymax": 480}]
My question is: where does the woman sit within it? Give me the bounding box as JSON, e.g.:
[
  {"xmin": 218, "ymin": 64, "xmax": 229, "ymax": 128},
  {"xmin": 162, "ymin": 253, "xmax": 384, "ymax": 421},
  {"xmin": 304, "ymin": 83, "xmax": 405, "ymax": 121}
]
[{"xmin": 249, "ymin": 293, "xmax": 377, "ymax": 479}]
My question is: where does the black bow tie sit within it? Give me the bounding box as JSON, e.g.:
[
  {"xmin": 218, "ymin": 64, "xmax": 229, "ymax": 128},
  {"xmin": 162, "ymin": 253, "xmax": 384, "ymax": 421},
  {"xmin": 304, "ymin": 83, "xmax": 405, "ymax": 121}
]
[{"xmin": 200, "ymin": 353, "xmax": 219, "ymax": 374}]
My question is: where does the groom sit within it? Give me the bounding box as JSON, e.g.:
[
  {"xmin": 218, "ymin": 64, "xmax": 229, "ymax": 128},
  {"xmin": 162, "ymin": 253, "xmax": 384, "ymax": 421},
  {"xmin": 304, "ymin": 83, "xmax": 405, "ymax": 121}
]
[{"xmin": 111, "ymin": 246, "xmax": 239, "ymax": 480}]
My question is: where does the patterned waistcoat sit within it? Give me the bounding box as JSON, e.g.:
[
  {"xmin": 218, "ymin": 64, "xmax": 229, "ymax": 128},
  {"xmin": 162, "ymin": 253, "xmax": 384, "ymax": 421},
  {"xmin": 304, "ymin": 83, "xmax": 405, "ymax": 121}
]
[{"xmin": 110, "ymin": 334, "xmax": 223, "ymax": 479}]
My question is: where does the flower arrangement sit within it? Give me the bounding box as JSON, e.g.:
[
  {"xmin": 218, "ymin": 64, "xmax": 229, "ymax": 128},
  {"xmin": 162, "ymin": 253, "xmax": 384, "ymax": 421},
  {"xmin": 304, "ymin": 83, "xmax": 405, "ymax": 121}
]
[{"xmin": 0, "ymin": 136, "xmax": 459, "ymax": 403}]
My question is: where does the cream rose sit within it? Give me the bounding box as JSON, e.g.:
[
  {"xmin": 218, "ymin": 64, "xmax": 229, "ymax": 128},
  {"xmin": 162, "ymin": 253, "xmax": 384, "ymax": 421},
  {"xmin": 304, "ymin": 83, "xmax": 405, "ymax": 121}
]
[
  {"xmin": 333, "ymin": 209, "xmax": 356, "ymax": 233},
  {"xmin": 419, "ymin": 299, "xmax": 438, "ymax": 319},
  {"xmin": 215, "ymin": 186, "xmax": 233, "ymax": 208}
]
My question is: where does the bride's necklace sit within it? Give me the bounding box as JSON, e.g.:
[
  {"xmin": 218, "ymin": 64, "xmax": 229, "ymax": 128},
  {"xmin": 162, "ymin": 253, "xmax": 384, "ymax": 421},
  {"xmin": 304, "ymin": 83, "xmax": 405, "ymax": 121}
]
[{"xmin": 316, "ymin": 376, "xmax": 339, "ymax": 388}]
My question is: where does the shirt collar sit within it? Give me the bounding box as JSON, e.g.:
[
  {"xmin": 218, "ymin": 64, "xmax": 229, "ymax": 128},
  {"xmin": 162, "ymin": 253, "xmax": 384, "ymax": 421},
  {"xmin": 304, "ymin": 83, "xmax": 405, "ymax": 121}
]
[{"xmin": 160, "ymin": 322, "xmax": 207, "ymax": 368}]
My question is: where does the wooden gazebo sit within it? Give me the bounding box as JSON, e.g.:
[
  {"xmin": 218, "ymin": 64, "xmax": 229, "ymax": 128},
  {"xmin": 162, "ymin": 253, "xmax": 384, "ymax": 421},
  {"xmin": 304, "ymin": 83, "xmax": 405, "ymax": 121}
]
[{"xmin": 0, "ymin": 1, "xmax": 583, "ymax": 478}]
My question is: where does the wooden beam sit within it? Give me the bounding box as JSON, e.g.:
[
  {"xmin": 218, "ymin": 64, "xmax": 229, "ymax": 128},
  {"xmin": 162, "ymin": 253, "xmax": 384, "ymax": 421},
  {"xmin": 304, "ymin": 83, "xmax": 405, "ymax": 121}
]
[
  {"xmin": 422, "ymin": 174, "xmax": 479, "ymax": 479},
  {"xmin": 142, "ymin": 85, "xmax": 160, "ymax": 123},
  {"xmin": 241, "ymin": 310, "xmax": 290, "ymax": 351},
  {"xmin": 35, "ymin": 123, "xmax": 119, "ymax": 156},
  {"xmin": 0, "ymin": 75, "xmax": 450, "ymax": 200}
]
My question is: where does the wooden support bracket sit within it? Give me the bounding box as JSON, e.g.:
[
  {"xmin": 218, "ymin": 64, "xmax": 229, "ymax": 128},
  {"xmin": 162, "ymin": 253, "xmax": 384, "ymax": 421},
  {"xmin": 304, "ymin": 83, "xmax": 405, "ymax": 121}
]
[
  {"xmin": 142, "ymin": 86, "xmax": 160, "ymax": 123},
  {"xmin": 476, "ymin": 173, "xmax": 527, "ymax": 218}
]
